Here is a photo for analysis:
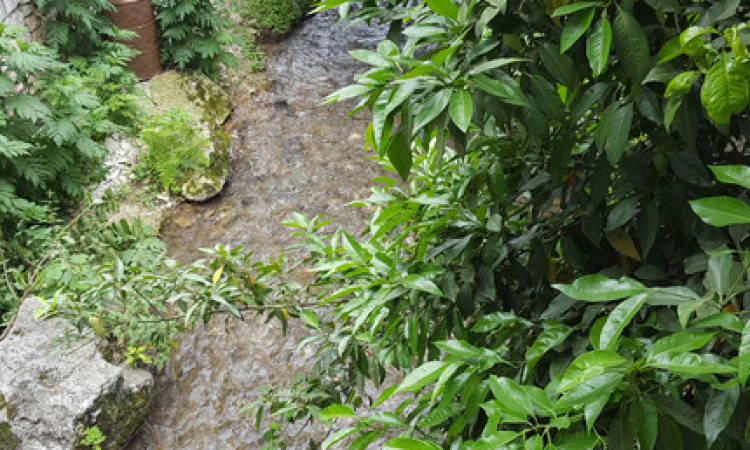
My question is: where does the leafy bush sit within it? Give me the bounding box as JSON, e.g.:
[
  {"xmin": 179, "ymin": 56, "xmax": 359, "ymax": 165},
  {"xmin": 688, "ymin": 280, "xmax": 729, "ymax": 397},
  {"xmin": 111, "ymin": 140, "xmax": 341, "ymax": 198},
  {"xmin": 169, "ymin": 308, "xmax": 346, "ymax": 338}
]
[
  {"xmin": 238, "ymin": 1, "xmax": 750, "ymax": 448},
  {"xmin": 135, "ymin": 109, "xmax": 210, "ymax": 193},
  {"xmin": 152, "ymin": 0, "xmax": 237, "ymax": 78},
  {"xmin": 0, "ymin": 24, "xmax": 123, "ymax": 227},
  {"xmin": 233, "ymin": 0, "xmax": 310, "ymax": 34}
]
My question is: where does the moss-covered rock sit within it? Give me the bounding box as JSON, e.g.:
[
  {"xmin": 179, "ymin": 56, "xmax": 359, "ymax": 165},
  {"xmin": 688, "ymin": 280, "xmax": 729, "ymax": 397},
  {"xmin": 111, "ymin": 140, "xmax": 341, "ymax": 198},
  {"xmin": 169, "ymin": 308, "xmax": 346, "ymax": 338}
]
[{"xmin": 141, "ymin": 71, "xmax": 232, "ymax": 202}]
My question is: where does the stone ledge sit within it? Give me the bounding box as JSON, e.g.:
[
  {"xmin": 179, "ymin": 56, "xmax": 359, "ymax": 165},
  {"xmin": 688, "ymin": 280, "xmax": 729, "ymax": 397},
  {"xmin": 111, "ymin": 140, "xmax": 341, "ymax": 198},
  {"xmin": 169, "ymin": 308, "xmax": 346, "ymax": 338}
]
[{"xmin": 0, "ymin": 298, "xmax": 154, "ymax": 449}]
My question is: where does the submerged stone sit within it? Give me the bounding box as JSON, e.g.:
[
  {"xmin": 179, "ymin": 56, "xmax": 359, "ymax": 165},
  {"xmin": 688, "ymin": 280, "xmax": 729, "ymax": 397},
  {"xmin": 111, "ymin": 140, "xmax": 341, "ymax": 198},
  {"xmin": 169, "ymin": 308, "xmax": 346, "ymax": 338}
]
[
  {"xmin": 141, "ymin": 71, "xmax": 232, "ymax": 202},
  {"xmin": 0, "ymin": 298, "xmax": 154, "ymax": 449}
]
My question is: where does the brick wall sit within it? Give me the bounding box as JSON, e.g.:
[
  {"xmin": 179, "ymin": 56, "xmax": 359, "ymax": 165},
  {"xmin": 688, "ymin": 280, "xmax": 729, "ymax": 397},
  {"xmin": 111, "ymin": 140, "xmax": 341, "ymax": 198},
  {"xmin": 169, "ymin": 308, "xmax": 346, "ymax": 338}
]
[{"xmin": 0, "ymin": 0, "xmax": 43, "ymax": 39}]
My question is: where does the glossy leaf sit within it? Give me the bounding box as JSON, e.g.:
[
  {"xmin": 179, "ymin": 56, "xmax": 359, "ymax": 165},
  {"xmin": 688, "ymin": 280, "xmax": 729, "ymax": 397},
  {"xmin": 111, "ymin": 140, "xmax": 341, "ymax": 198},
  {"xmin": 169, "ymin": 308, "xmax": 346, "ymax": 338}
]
[
  {"xmin": 647, "ymin": 352, "xmax": 736, "ymax": 375},
  {"xmin": 665, "ymin": 71, "xmax": 701, "ymax": 98},
  {"xmin": 605, "ymin": 102, "xmax": 633, "ymax": 165},
  {"xmin": 556, "ymin": 372, "xmax": 624, "ymax": 411},
  {"xmin": 631, "ymin": 391, "xmax": 658, "ymax": 450},
  {"xmin": 689, "ymin": 196, "xmax": 750, "ymax": 226},
  {"xmin": 320, "ymin": 404, "xmax": 355, "ymax": 420},
  {"xmin": 599, "ymin": 293, "xmax": 647, "ymax": 350},
  {"xmin": 396, "ymin": 361, "xmax": 450, "ymax": 393},
  {"xmin": 384, "ymin": 437, "xmax": 441, "ymax": 450},
  {"xmin": 612, "ymin": 7, "xmax": 651, "ymax": 83},
  {"xmin": 648, "ymin": 331, "xmax": 715, "ymax": 357},
  {"xmin": 473, "ymin": 73, "xmax": 529, "ymax": 107},
  {"xmin": 557, "ymin": 350, "xmax": 628, "ymax": 393},
  {"xmin": 740, "ymin": 321, "xmax": 750, "ymax": 386},
  {"xmin": 425, "ymin": 0, "xmax": 458, "ymax": 20},
  {"xmin": 553, "ymin": 274, "xmax": 645, "ymax": 301},
  {"xmin": 524, "ymin": 322, "xmax": 573, "ymax": 378},
  {"xmin": 561, "ymin": 8, "xmax": 596, "ymax": 54},
  {"xmin": 700, "ymin": 53, "xmax": 749, "ymax": 124},
  {"xmin": 587, "ymin": 16, "xmax": 612, "ymax": 76},
  {"xmin": 552, "ymin": 1, "xmax": 601, "ymax": 17},
  {"xmin": 386, "ymin": 132, "xmax": 412, "ymax": 180},
  {"xmin": 449, "ymin": 89, "xmax": 473, "ymax": 132},
  {"xmin": 711, "ymin": 164, "xmax": 750, "ymax": 189},
  {"xmin": 704, "ymin": 385, "xmax": 740, "ymax": 447}
]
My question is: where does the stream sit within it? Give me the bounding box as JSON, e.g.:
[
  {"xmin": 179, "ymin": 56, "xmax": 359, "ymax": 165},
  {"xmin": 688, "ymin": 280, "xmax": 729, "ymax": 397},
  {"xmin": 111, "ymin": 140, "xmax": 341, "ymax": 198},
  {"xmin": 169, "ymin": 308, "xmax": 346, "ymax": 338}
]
[{"xmin": 131, "ymin": 11, "xmax": 385, "ymax": 449}]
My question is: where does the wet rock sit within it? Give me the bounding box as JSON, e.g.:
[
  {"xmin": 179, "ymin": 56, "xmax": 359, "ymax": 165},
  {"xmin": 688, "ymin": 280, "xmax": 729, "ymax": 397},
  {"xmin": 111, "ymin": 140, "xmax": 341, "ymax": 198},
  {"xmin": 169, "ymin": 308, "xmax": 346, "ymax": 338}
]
[
  {"xmin": 141, "ymin": 71, "xmax": 232, "ymax": 202},
  {"xmin": 0, "ymin": 298, "xmax": 154, "ymax": 449}
]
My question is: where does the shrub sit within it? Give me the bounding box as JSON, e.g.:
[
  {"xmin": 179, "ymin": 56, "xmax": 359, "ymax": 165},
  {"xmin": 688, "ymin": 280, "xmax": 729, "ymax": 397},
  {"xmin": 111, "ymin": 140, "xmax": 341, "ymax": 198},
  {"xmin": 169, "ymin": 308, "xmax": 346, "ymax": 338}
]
[
  {"xmin": 234, "ymin": 0, "xmax": 309, "ymax": 34},
  {"xmin": 136, "ymin": 109, "xmax": 210, "ymax": 193}
]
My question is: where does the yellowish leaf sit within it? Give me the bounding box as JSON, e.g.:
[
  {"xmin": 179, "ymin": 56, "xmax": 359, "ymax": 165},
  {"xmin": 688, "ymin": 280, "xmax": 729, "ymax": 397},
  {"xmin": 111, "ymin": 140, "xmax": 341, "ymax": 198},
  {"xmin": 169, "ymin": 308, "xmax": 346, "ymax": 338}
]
[
  {"xmin": 212, "ymin": 265, "xmax": 225, "ymax": 285},
  {"xmin": 606, "ymin": 229, "xmax": 641, "ymax": 262}
]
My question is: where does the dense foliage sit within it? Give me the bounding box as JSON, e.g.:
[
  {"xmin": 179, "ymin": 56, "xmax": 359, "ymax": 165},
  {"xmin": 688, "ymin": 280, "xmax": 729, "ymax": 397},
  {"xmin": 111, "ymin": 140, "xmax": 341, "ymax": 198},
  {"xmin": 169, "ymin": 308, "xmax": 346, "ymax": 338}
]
[
  {"xmin": 152, "ymin": 0, "xmax": 237, "ymax": 78},
  {"xmin": 135, "ymin": 109, "xmax": 210, "ymax": 193},
  {"xmin": 240, "ymin": 0, "xmax": 750, "ymax": 448}
]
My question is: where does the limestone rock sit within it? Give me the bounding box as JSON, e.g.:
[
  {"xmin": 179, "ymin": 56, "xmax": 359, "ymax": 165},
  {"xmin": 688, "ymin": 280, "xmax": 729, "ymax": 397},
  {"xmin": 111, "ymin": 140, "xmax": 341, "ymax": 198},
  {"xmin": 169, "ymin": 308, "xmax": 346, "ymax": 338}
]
[
  {"xmin": 141, "ymin": 71, "xmax": 232, "ymax": 202},
  {"xmin": 0, "ymin": 298, "xmax": 154, "ymax": 449}
]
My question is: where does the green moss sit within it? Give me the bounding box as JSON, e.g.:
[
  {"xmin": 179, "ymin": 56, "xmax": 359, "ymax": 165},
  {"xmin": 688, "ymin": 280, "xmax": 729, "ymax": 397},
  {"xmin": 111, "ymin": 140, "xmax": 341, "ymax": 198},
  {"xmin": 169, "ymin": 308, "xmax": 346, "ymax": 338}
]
[
  {"xmin": 236, "ymin": 0, "xmax": 311, "ymax": 34},
  {"xmin": 0, "ymin": 394, "xmax": 18, "ymax": 449},
  {"xmin": 73, "ymin": 378, "xmax": 152, "ymax": 449}
]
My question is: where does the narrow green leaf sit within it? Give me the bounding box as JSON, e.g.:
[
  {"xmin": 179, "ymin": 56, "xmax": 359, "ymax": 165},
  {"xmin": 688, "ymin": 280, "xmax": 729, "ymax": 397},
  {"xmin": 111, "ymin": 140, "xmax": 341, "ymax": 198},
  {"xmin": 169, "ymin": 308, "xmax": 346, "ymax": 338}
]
[
  {"xmin": 600, "ymin": 293, "xmax": 647, "ymax": 350},
  {"xmin": 647, "ymin": 352, "xmax": 736, "ymax": 375},
  {"xmin": 472, "ymin": 73, "xmax": 529, "ymax": 107},
  {"xmin": 648, "ymin": 331, "xmax": 715, "ymax": 358},
  {"xmin": 469, "ymin": 57, "xmax": 527, "ymax": 75},
  {"xmin": 321, "ymin": 427, "xmax": 357, "ymax": 450},
  {"xmin": 704, "ymin": 385, "xmax": 740, "ymax": 447},
  {"xmin": 413, "ymin": 88, "xmax": 452, "ymax": 131},
  {"xmin": 739, "ymin": 321, "xmax": 750, "ymax": 385},
  {"xmin": 587, "ymin": 16, "xmax": 612, "ymax": 76},
  {"xmin": 386, "ymin": 132, "xmax": 412, "ymax": 180},
  {"xmin": 613, "ymin": 7, "xmax": 651, "ymax": 84},
  {"xmin": 561, "ymin": 8, "xmax": 596, "ymax": 54},
  {"xmin": 553, "ymin": 274, "xmax": 645, "ymax": 302},
  {"xmin": 605, "ymin": 102, "xmax": 633, "ymax": 166},
  {"xmin": 435, "ymin": 340, "xmax": 486, "ymax": 359},
  {"xmin": 403, "ymin": 274, "xmax": 443, "ymax": 296},
  {"xmin": 631, "ymin": 391, "xmax": 658, "ymax": 450},
  {"xmin": 384, "ymin": 437, "xmax": 441, "ymax": 450},
  {"xmin": 396, "ymin": 361, "xmax": 449, "ymax": 393},
  {"xmin": 557, "ymin": 350, "xmax": 628, "ymax": 393},
  {"xmin": 525, "ymin": 323, "xmax": 573, "ymax": 378},
  {"xmin": 552, "ymin": 1, "xmax": 601, "ymax": 17},
  {"xmin": 449, "ymin": 89, "xmax": 473, "ymax": 132},
  {"xmin": 320, "ymin": 404, "xmax": 355, "ymax": 421}
]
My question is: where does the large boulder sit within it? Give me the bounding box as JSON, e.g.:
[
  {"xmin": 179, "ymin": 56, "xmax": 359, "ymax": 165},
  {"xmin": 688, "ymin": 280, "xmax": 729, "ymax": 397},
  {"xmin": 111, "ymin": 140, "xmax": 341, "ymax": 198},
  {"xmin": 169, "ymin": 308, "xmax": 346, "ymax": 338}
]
[
  {"xmin": 0, "ymin": 298, "xmax": 153, "ymax": 449},
  {"xmin": 141, "ymin": 71, "xmax": 232, "ymax": 202}
]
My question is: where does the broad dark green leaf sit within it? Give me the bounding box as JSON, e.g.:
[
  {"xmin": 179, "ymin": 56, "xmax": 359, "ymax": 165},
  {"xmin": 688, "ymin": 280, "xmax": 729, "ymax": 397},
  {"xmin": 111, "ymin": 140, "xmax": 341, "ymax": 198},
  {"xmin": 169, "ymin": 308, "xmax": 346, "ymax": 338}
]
[
  {"xmin": 690, "ymin": 196, "xmax": 750, "ymax": 226},
  {"xmin": 653, "ymin": 395, "xmax": 703, "ymax": 434},
  {"xmin": 561, "ymin": 8, "xmax": 596, "ymax": 54},
  {"xmin": 538, "ymin": 43, "xmax": 577, "ymax": 88},
  {"xmin": 607, "ymin": 198, "xmax": 639, "ymax": 231},
  {"xmin": 711, "ymin": 164, "xmax": 750, "ymax": 189},
  {"xmin": 613, "ymin": 7, "xmax": 651, "ymax": 84},
  {"xmin": 631, "ymin": 391, "xmax": 658, "ymax": 450},
  {"xmin": 553, "ymin": 274, "xmax": 645, "ymax": 301},
  {"xmin": 471, "ymin": 311, "xmax": 522, "ymax": 333},
  {"xmin": 700, "ymin": 53, "xmax": 749, "ymax": 124},
  {"xmin": 605, "ymin": 102, "xmax": 633, "ymax": 166},
  {"xmin": 403, "ymin": 274, "xmax": 443, "ymax": 296},
  {"xmin": 638, "ymin": 200, "xmax": 659, "ymax": 259},
  {"xmin": 600, "ymin": 293, "xmax": 647, "ymax": 350},
  {"xmin": 386, "ymin": 132, "xmax": 412, "ymax": 180},
  {"xmin": 449, "ymin": 89, "xmax": 473, "ymax": 132},
  {"xmin": 704, "ymin": 385, "xmax": 740, "ymax": 447},
  {"xmin": 587, "ymin": 16, "xmax": 612, "ymax": 76},
  {"xmin": 413, "ymin": 89, "xmax": 452, "ymax": 131},
  {"xmin": 525, "ymin": 322, "xmax": 573, "ymax": 378},
  {"xmin": 706, "ymin": 251, "xmax": 744, "ymax": 297}
]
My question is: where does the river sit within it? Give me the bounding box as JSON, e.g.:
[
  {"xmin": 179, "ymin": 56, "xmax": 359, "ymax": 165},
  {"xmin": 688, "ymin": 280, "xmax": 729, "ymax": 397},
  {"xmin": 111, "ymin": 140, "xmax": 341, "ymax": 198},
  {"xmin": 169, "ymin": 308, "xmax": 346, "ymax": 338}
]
[{"xmin": 131, "ymin": 10, "xmax": 384, "ymax": 449}]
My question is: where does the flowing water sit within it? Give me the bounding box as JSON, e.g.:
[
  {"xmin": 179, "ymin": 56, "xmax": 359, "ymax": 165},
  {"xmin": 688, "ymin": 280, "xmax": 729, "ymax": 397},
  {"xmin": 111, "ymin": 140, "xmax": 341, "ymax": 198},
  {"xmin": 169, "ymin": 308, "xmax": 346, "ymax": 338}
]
[{"xmin": 131, "ymin": 12, "xmax": 385, "ymax": 449}]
